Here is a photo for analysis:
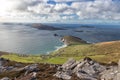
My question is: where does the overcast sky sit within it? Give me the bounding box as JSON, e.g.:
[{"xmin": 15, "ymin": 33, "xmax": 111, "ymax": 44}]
[{"xmin": 0, "ymin": 0, "xmax": 120, "ymax": 23}]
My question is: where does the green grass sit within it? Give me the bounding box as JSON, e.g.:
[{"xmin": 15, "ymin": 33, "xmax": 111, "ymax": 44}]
[
  {"xmin": 1, "ymin": 40, "xmax": 120, "ymax": 64},
  {"xmin": 1, "ymin": 54, "xmax": 42, "ymax": 63},
  {"xmin": 42, "ymin": 55, "xmax": 108, "ymax": 64},
  {"xmin": 51, "ymin": 41, "xmax": 120, "ymax": 64},
  {"xmin": 52, "ymin": 44, "xmax": 97, "ymax": 56},
  {"xmin": 45, "ymin": 57, "xmax": 69, "ymax": 64}
]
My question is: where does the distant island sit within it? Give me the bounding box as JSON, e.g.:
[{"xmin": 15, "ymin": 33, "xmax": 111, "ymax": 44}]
[
  {"xmin": 31, "ymin": 23, "xmax": 65, "ymax": 31},
  {"xmin": 74, "ymin": 30, "xmax": 84, "ymax": 32},
  {"xmin": 80, "ymin": 25, "xmax": 95, "ymax": 28},
  {"xmin": 74, "ymin": 30, "xmax": 92, "ymax": 33}
]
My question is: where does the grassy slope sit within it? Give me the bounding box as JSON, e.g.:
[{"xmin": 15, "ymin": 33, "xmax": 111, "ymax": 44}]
[
  {"xmin": 1, "ymin": 54, "xmax": 42, "ymax": 63},
  {"xmin": 1, "ymin": 36, "xmax": 120, "ymax": 64},
  {"xmin": 50, "ymin": 41, "xmax": 120, "ymax": 64}
]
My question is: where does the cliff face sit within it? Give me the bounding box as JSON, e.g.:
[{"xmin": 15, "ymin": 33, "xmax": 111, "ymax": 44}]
[{"xmin": 31, "ymin": 23, "xmax": 65, "ymax": 31}]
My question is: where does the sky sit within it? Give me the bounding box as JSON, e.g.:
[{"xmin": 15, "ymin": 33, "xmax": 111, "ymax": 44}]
[{"xmin": 0, "ymin": 0, "xmax": 120, "ymax": 23}]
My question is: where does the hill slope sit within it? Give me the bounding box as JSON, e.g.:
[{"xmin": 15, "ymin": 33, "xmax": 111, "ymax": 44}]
[
  {"xmin": 51, "ymin": 40, "xmax": 120, "ymax": 64},
  {"xmin": 1, "ymin": 36, "xmax": 120, "ymax": 64}
]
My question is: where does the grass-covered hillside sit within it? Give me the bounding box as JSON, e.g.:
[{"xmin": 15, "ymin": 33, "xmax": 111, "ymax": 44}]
[
  {"xmin": 1, "ymin": 36, "xmax": 120, "ymax": 64},
  {"xmin": 51, "ymin": 40, "xmax": 120, "ymax": 64}
]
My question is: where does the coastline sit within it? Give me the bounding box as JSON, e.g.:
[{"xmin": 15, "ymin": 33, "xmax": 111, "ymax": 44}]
[
  {"xmin": 46, "ymin": 44, "xmax": 67, "ymax": 54},
  {"xmin": 55, "ymin": 44, "xmax": 67, "ymax": 51}
]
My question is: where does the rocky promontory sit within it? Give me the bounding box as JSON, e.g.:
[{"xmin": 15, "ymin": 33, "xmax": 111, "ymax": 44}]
[{"xmin": 61, "ymin": 36, "xmax": 88, "ymax": 45}]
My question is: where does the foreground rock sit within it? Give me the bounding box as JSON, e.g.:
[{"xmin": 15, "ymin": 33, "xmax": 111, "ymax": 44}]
[
  {"xmin": 0, "ymin": 57, "xmax": 120, "ymax": 80},
  {"xmin": 0, "ymin": 58, "xmax": 14, "ymax": 73},
  {"xmin": 1, "ymin": 77, "xmax": 10, "ymax": 80},
  {"xmin": 54, "ymin": 57, "xmax": 106, "ymax": 80},
  {"xmin": 54, "ymin": 58, "xmax": 120, "ymax": 80},
  {"xmin": 100, "ymin": 60, "xmax": 120, "ymax": 80},
  {"xmin": 0, "ymin": 58, "xmax": 59, "ymax": 80}
]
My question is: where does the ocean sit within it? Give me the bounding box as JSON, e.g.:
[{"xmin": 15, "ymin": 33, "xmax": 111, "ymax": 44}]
[{"xmin": 0, "ymin": 23, "xmax": 120, "ymax": 54}]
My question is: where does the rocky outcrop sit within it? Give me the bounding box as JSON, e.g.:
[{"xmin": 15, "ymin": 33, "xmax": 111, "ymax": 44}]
[
  {"xmin": 100, "ymin": 59, "xmax": 120, "ymax": 80},
  {"xmin": 0, "ymin": 58, "xmax": 14, "ymax": 73},
  {"xmin": 54, "ymin": 59, "xmax": 77, "ymax": 80},
  {"xmin": 0, "ymin": 57, "xmax": 120, "ymax": 80},
  {"xmin": 54, "ymin": 58, "xmax": 120, "ymax": 80},
  {"xmin": 0, "ymin": 58, "xmax": 58, "ymax": 80},
  {"xmin": 54, "ymin": 57, "xmax": 106, "ymax": 80},
  {"xmin": 0, "ymin": 58, "xmax": 39, "ymax": 80}
]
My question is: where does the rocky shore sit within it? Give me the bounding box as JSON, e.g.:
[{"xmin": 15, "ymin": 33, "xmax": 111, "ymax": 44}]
[{"xmin": 0, "ymin": 57, "xmax": 120, "ymax": 80}]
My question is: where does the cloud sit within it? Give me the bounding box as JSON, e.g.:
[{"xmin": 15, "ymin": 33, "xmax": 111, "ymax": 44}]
[
  {"xmin": 54, "ymin": 0, "xmax": 94, "ymax": 2},
  {"xmin": 71, "ymin": 0, "xmax": 120, "ymax": 20},
  {"xmin": 54, "ymin": 0, "xmax": 78, "ymax": 2},
  {"xmin": 0, "ymin": 0, "xmax": 120, "ymax": 23}
]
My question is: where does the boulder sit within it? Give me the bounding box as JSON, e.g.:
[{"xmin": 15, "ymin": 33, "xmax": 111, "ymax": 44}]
[
  {"xmin": 74, "ymin": 58, "xmax": 105, "ymax": 79},
  {"xmin": 30, "ymin": 72, "xmax": 37, "ymax": 80},
  {"xmin": 0, "ymin": 77, "xmax": 10, "ymax": 80},
  {"xmin": 115, "ymin": 73, "xmax": 120, "ymax": 80},
  {"xmin": 24, "ymin": 64, "xmax": 38, "ymax": 72},
  {"xmin": 24, "ymin": 64, "xmax": 39, "ymax": 76},
  {"xmin": 54, "ymin": 71, "xmax": 71, "ymax": 80},
  {"xmin": 0, "ymin": 58, "xmax": 9, "ymax": 66},
  {"xmin": 5, "ymin": 66, "xmax": 14, "ymax": 71},
  {"xmin": 54, "ymin": 58, "xmax": 77, "ymax": 80},
  {"xmin": 76, "ymin": 71, "xmax": 97, "ymax": 80},
  {"xmin": 61, "ymin": 58, "xmax": 78, "ymax": 71},
  {"xmin": 118, "ymin": 59, "xmax": 120, "ymax": 71}
]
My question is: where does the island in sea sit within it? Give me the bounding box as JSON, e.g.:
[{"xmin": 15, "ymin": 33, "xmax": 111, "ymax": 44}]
[{"xmin": 31, "ymin": 23, "xmax": 65, "ymax": 31}]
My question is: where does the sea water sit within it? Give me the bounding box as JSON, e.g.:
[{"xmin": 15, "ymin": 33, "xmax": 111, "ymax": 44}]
[{"xmin": 0, "ymin": 23, "xmax": 120, "ymax": 54}]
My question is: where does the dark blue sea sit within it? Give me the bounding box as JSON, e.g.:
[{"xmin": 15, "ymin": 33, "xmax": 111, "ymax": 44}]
[{"xmin": 0, "ymin": 23, "xmax": 120, "ymax": 54}]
